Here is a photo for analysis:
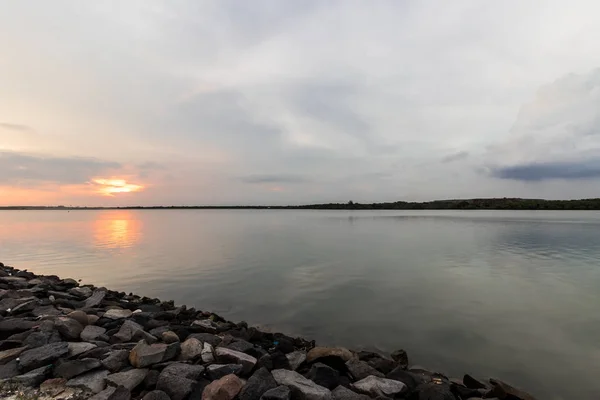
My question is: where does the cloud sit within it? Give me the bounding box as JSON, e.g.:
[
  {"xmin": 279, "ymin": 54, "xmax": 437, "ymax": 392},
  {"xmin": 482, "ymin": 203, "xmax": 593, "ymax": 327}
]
[
  {"xmin": 492, "ymin": 159, "xmax": 600, "ymax": 181},
  {"xmin": 239, "ymin": 174, "xmax": 309, "ymax": 184},
  {"xmin": 0, "ymin": 123, "xmax": 34, "ymax": 132},
  {"xmin": 0, "ymin": 151, "xmax": 120, "ymax": 185},
  {"xmin": 442, "ymin": 151, "xmax": 470, "ymax": 163}
]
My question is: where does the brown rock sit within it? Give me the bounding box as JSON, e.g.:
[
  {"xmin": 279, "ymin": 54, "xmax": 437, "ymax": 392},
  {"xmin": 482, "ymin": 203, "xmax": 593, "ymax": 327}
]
[
  {"xmin": 129, "ymin": 340, "xmax": 167, "ymax": 368},
  {"xmin": 202, "ymin": 374, "xmax": 244, "ymax": 400},
  {"xmin": 306, "ymin": 347, "xmax": 354, "ymax": 363},
  {"xmin": 68, "ymin": 310, "xmax": 90, "ymax": 326},
  {"xmin": 0, "ymin": 346, "xmax": 27, "ymax": 365}
]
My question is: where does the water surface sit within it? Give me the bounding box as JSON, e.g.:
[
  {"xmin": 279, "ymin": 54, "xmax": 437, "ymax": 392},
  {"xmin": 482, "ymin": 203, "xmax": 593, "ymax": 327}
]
[{"xmin": 1, "ymin": 210, "xmax": 600, "ymax": 399}]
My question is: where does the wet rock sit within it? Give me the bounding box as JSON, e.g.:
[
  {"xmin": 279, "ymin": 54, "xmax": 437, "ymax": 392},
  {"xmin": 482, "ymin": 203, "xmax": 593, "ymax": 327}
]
[
  {"xmin": 129, "ymin": 340, "xmax": 167, "ymax": 368},
  {"xmin": 106, "ymin": 368, "xmax": 149, "ymax": 390},
  {"xmin": 104, "ymin": 308, "xmax": 133, "ymax": 320},
  {"xmin": 488, "ymin": 378, "xmax": 536, "ymax": 400},
  {"xmin": 180, "ymin": 337, "xmax": 203, "ymax": 361},
  {"xmin": 286, "ymin": 350, "xmax": 307, "ymax": 371},
  {"xmin": 102, "ymin": 349, "xmax": 130, "ymax": 372},
  {"xmin": 385, "ymin": 367, "xmax": 427, "ymax": 392},
  {"xmin": 207, "ymin": 364, "xmax": 244, "ymax": 380},
  {"xmin": 67, "ymin": 369, "xmax": 110, "ymax": 394},
  {"xmin": 191, "ymin": 319, "xmax": 218, "ymax": 334},
  {"xmin": 256, "ymin": 354, "xmax": 274, "ymax": 371},
  {"xmin": 463, "ymin": 374, "xmax": 487, "ymax": 389},
  {"xmin": 261, "ymin": 386, "xmax": 291, "ymax": 400},
  {"xmin": 189, "ymin": 333, "xmax": 222, "ymax": 347},
  {"xmin": 54, "ymin": 358, "xmax": 102, "ymax": 379},
  {"xmin": 306, "ymin": 347, "xmax": 354, "ymax": 364},
  {"xmin": 271, "ymin": 351, "xmax": 292, "ymax": 370},
  {"xmin": 414, "ymin": 383, "xmax": 456, "ymax": 400},
  {"xmin": 331, "ymin": 386, "xmax": 371, "ymax": 400},
  {"xmin": 69, "ymin": 286, "xmax": 93, "ymax": 299},
  {"xmin": 202, "ymin": 374, "xmax": 244, "ymax": 400},
  {"xmin": 157, "ymin": 363, "xmax": 205, "ymax": 400},
  {"xmin": 68, "ymin": 342, "xmax": 98, "ymax": 357},
  {"xmin": 0, "ymin": 346, "xmax": 26, "ymax": 364},
  {"xmin": 390, "ymin": 350, "xmax": 408, "ymax": 369},
  {"xmin": 162, "ymin": 331, "xmax": 179, "ymax": 344},
  {"xmin": 90, "ymin": 386, "xmax": 132, "ymax": 400},
  {"xmin": 274, "ymin": 338, "xmax": 295, "ymax": 354},
  {"xmin": 82, "ymin": 325, "xmax": 107, "ymax": 342},
  {"xmin": 346, "ymin": 359, "xmax": 384, "ymax": 381},
  {"xmin": 239, "ymin": 367, "xmax": 278, "ymax": 400},
  {"xmin": 306, "ymin": 362, "xmax": 340, "ymax": 390},
  {"xmin": 215, "ymin": 347, "xmax": 257, "ymax": 375},
  {"xmin": 143, "ymin": 390, "xmax": 171, "ymax": 400},
  {"xmin": 272, "ymin": 369, "xmax": 332, "ymax": 400},
  {"xmin": 201, "ymin": 342, "xmax": 215, "ymax": 363},
  {"xmin": 351, "ymin": 376, "xmax": 406, "ymax": 398},
  {"xmin": 9, "ymin": 365, "xmax": 52, "ymax": 387},
  {"xmin": 18, "ymin": 341, "xmax": 69, "ymax": 372},
  {"xmin": 84, "ymin": 290, "xmax": 107, "ymax": 308},
  {"xmin": 55, "ymin": 317, "xmax": 84, "ymax": 340},
  {"xmin": 68, "ymin": 310, "xmax": 90, "ymax": 326}
]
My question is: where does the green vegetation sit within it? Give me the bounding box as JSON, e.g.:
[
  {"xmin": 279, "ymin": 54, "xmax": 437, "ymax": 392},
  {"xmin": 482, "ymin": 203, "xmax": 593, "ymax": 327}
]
[{"xmin": 3, "ymin": 198, "xmax": 600, "ymax": 210}]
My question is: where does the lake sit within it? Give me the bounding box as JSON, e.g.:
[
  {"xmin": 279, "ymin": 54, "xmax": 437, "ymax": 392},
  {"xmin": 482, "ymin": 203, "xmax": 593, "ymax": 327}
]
[{"xmin": 1, "ymin": 209, "xmax": 599, "ymax": 398}]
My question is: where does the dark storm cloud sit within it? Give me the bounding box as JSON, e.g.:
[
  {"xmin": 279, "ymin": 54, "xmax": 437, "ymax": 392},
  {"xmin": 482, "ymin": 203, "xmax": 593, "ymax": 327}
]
[
  {"xmin": 442, "ymin": 151, "xmax": 470, "ymax": 163},
  {"xmin": 0, "ymin": 151, "xmax": 120, "ymax": 184},
  {"xmin": 239, "ymin": 174, "xmax": 309, "ymax": 184},
  {"xmin": 492, "ymin": 159, "xmax": 600, "ymax": 181},
  {"xmin": 0, "ymin": 123, "xmax": 34, "ymax": 132}
]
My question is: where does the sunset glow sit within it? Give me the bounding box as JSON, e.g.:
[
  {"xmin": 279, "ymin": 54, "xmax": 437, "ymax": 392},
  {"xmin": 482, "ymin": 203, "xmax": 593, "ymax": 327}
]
[{"xmin": 92, "ymin": 179, "xmax": 144, "ymax": 196}]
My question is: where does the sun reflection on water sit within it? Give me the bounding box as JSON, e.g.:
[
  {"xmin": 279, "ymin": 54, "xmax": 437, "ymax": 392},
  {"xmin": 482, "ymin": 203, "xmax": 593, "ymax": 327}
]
[{"xmin": 93, "ymin": 211, "xmax": 142, "ymax": 250}]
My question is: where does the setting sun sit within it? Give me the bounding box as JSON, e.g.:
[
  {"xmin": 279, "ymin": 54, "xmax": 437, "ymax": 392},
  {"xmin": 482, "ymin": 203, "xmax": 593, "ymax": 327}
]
[{"xmin": 92, "ymin": 178, "xmax": 144, "ymax": 196}]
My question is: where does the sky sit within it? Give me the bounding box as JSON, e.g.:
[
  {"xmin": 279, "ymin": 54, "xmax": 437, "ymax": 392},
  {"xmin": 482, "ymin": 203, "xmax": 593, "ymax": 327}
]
[{"xmin": 1, "ymin": 1, "xmax": 600, "ymax": 206}]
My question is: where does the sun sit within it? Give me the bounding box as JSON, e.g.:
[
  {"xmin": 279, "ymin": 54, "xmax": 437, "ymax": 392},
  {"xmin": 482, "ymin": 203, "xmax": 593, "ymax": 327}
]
[{"xmin": 92, "ymin": 178, "xmax": 144, "ymax": 196}]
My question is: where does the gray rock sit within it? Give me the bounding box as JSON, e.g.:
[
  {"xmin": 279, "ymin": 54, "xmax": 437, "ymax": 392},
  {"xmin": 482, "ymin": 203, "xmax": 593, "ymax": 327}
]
[
  {"xmin": 188, "ymin": 332, "xmax": 221, "ymax": 347},
  {"xmin": 201, "ymin": 342, "xmax": 215, "ymax": 363},
  {"xmin": 129, "ymin": 340, "xmax": 167, "ymax": 368},
  {"xmin": 215, "ymin": 347, "xmax": 257, "ymax": 375},
  {"xmin": 203, "ymin": 374, "xmax": 244, "ymax": 400},
  {"xmin": 142, "ymin": 390, "xmax": 171, "ymax": 400},
  {"xmin": 390, "ymin": 350, "xmax": 408, "ymax": 369},
  {"xmin": 156, "ymin": 363, "xmax": 204, "ymax": 400},
  {"xmin": 102, "ymin": 349, "xmax": 130, "ymax": 372},
  {"xmin": 306, "ymin": 363, "xmax": 340, "ymax": 390},
  {"xmin": 0, "ymin": 318, "xmax": 37, "ymax": 334},
  {"xmin": 69, "ymin": 286, "xmax": 93, "ymax": 299},
  {"xmin": 0, "ymin": 360, "xmax": 19, "ymax": 379},
  {"xmin": 84, "ymin": 290, "xmax": 107, "ymax": 308},
  {"xmin": 162, "ymin": 341, "xmax": 180, "ymax": 362},
  {"xmin": 106, "ymin": 368, "xmax": 149, "ymax": 390},
  {"xmin": 32, "ymin": 305, "xmax": 63, "ymax": 317},
  {"xmin": 331, "ymin": 386, "xmax": 371, "ymax": 400},
  {"xmin": 104, "ymin": 308, "xmax": 133, "ymax": 320},
  {"xmin": 55, "ymin": 317, "xmax": 84, "ymax": 340},
  {"xmin": 385, "ymin": 367, "xmax": 426, "ymax": 392},
  {"xmin": 69, "ymin": 342, "xmax": 98, "ymax": 357},
  {"xmin": 8, "ymin": 365, "xmax": 52, "ymax": 387},
  {"xmin": 89, "ymin": 386, "xmax": 132, "ymax": 400},
  {"xmin": 346, "ymin": 359, "xmax": 384, "ymax": 381},
  {"xmin": 18, "ymin": 341, "xmax": 69, "ymax": 372},
  {"xmin": 24, "ymin": 330, "xmax": 62, "ymax": 348},
  {"xmin": 261, "ymin": 386, "xmax": 291, "ymax": 400},
  {"xmin": 0, "ymin": 346, "xmax": 27, "ymax": 365},
  {"xmin": 191, "ymin": 319, "xmax": 218, "ymax": 333},
  {"xmin": 351, "ymin": 376, "xmax": 406, "ymax": 398},
  {"xmin": 272, "ymin": 369, "xmax": 332, "ymax": 400},
  {"xmin": 55, "ymin": 358, "xmax": 102, "ymax": 379},
  {"xmin": 286, "ymin": 351, "xmax": 307, "ymax": 371},
  {"xmin": 10, "ymin": 299, "xmax": 39, "ymax": 314},
  {"xmin": 239, "ymin": 367, "xmax": 278, "ymax": 400},
  {"xmin": 113, "ymin": 320, "xmax": 156, "ymax": 343},
  {"xmin": 82, "ymin": 325, "xmax": 107, "ymax": 342},
  {"xmin": 179, "ymin": 337, "xmax": 203, "ymax": 361},
  {"xmin": 225, "ymin": 339, "xmax": 254, "ymax": 353},
  {"xmin": 67, "ymin": 369, "xmax": 110, "ymax": 394},
  {"xmin": 207, "ymin": 363, "xmax": 243, "ymax": 380}
]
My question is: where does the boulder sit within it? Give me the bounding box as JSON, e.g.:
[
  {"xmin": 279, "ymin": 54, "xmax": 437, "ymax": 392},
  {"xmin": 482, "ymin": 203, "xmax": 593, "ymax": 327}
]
[
  {"xmin": 69, "ymin": 286, "xmax": 93, "ymax": 299},
  {"xmin": 104, "ymin": 308, "xmax": 133, "ymax": 320},
  {"xmin": 271, "ymin": 351, "xmax": 292, "ymax": 370},
  {"xmin": 272, "ymin": 369, "xmax": 333, "ymax": 400},
  {"xmin": 84, "ymin": 290, "xmax": 107, "ymax": 308},
  {"xmin": 207, "ymin": 364, "xmax": 244, "ymax": 380},
  {"xmin": 24, "ymin": 330, "xmax": 62, "ymax": 348},
  {"xmin": 390, "ymin": 349, "xmax": 408, "ymax": 369},
  {"xmin": 68, "ymin": 342, "xmax": 97, "ymax": 357},
  {"xmin": 345, "ymin": 359, "xmax": 384, "ymax": 381},
  {"xmin": 40, "ymin": 378, "xmax": 69, "ymax": 396},
  {"xmin": 82, "ymin": 325, "xmax": 107, "ymax": 342},
  {"xmin": 129, "ymin": 340, "xmax": 167, "ymax": 368},
  {"xmin": 202, "ymin": 342, "xmax": 215, "ymax": 363},
  {"xmin": 215, "ymin": 347, "xmax": 257, "ymax": 375},
  {"xmin": 366, "ymin": 357, "xmax": 396, "ymax": 375},
  {"xmin": 102, "ymin": 349, "xmax": 130, "ymax": 372},
  {"xmin": 88, "ymin": 315, "xmax": 100, "ymax": 325},
  {"xmin": 54, "ymin": 358, "xmax": 102, "ymax": 379},
  {"xmin": 351, "ymin": 376, "xmax": 406, "ymax": 398},
  {"xmin": 180, "ymin": 337, "xmax": 203, "ymax": 361},
  {"xmin": 18, "ymin": 341, "xmax": 69, "ymax": 372},
  {"xmin": 0, "ymin": 346, "xmax": 27, "ymax": 365},
  {"xmin": 331, "ymin": 386, "xmax": 371, "ymax": 400},
  {"xmin": 157, "ymin": 363, "xmax": 205, "ymax": 400},
  {"xmin": 106, "ymin": 368, "xmax": 149, "ymax": 390},
  {"xmin": 67, "ymin": 369, "xmax": 110, "ymax": 394},
  {"xmin": 306, "ymin": 362, "xmax": 340, "ymax": 390},
  {"xmin": 414, "ymin": 383, "xmax": 456, "ymax": 399},
  {"xmin": 189, "ymin": 333, "xmax": 222, "ymax": 347},
  {"xmin": 0, "ymin": 360, "xmax": 19, "ymax": 379},
  {"xmin": 463, "ymin": 374, "xmax": 487, "ymax": 389},
  {"xmin": 286, "ymin": 350, "xmax": 307, "ymax": 371},
  {"xmin": 191, "ymin": 319, "xmax": 218, "ymax": 334},
  {"xmin": 55, "ymin": 317, "xmax": 84, "ymax": 340},
  {"xmin": 306, "ymin": 347, "xmax": 354, "ymax": 364},
  {"xmin": 202, "ymin": 374, "xmax": 244, "ymax": 400},
  {"xmin": 385, "ymin": 367, "xmax": 427, "ymax": 392},
  {"xmin": 9, "ymin": 365, "xmax": 52, "ymax": 387},
  {"xmin": 0, "ymin": 318, "xmax": 37, "ymax": 336},
  {"xmin": 239, "ymin": 367, "xmax": 278, "ymax": 400},
  {"xmin": 488, "ymin": 378, "xmax": 536, "ymax": 400},
  {"xmin": 260, "ymin": 386, "xmax": 291, "ymax": 400},
  {"xmin": 89, "ymin": 386, "xmax": 131, "ymax": 400},
  {"xmin": 225, "ymin": 339, "xmax": 254, "ymax": 354},
  {"xmin": 68, "ymin": 310, "xmax": 90, "ymax": 326},
  {"xmin": 162, "ymin": 331, "xmax": 180, "ymax": 344},
  {"xmin": 142, "ymin": 390, "xmax": 171, "ymax": 400},
  {"xmin": 113, "ymin": 320, "xmax": 155, "ymax": 343}
]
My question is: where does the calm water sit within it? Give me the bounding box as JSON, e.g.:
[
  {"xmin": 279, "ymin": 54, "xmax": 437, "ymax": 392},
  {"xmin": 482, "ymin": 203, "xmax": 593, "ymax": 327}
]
[{"xmin": 1, "ymin": 210, "xmax": 599, "ymax": 398}]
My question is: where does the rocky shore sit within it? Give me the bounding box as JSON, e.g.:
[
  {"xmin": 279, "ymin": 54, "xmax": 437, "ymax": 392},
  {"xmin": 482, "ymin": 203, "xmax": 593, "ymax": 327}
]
[{"xmin": 0, "ymin": 262, "xmax": 536, "ymax": 400}]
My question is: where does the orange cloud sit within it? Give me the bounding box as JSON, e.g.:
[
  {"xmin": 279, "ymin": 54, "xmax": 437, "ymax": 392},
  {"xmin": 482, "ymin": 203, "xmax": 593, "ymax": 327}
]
[{"xmin": 92, "ymin": 178, "xmax": 144, "ymax": 196}]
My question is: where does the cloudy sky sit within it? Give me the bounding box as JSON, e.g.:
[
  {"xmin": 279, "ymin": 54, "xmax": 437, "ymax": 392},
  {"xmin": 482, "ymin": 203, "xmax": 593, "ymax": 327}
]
[{"xmin": 2, "ymin": 1, "xmax": 600, "ymax": 206}]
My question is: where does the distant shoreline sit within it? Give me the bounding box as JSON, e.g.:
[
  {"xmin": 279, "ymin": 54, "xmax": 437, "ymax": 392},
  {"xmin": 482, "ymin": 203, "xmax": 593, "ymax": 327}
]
[{"xmin": 2, "ymin": 197, "xmax": 600, "ymax": 210}]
